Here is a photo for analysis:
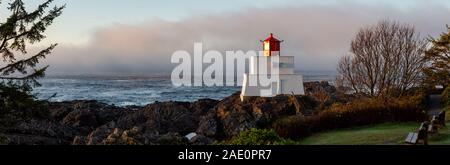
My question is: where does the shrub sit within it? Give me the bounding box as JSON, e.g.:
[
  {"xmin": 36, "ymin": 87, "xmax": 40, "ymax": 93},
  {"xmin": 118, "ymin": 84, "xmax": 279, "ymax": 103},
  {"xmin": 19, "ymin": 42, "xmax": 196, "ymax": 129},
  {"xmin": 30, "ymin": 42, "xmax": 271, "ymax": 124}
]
[
  {"xmin": 0, "ymin": 134, "xmax": 8, "ymax": 145},
  {"xmin": 223, "ymin": 128, "xmax": 298, "ymax": 145},
  {"xmin": 442, "ymin": 86, "xmax": 450, "ymax": 110},
  {"xmin": 0, "ymin": 85, "xmax": 49, "ymax": 128},
  {"xmin": 272, "ymin": 93, "xmax": 428, "ymax": 139}
]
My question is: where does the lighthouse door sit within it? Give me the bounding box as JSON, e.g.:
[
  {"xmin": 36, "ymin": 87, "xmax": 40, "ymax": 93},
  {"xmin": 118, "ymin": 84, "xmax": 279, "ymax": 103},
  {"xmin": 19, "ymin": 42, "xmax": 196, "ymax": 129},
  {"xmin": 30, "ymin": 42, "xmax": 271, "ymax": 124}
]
[
  {"xmin": 271, "ymin": 82, "xmax": 278, "ymax": 96},
  {"xmin": 280, "ymin": 79, "xmax": 287, "ymax": 94}
]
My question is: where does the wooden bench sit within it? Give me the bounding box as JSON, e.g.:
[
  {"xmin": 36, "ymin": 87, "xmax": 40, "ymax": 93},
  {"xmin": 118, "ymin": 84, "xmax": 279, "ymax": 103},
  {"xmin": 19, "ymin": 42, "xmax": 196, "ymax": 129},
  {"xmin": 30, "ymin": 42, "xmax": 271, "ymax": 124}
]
[
  {"xmin": 429, "ymin": 116, "xmax": 440, "ymax": 133},
  {"xmin": 438, "ymin": 111, "xmax": 446, "ymax": 127},
  {"xmin": 405, "ymin": 132, "xmax": 418, "ymax": 144},
  {"xmin": 405, "ymin": 122, "xmax": 428, "ymax": 145}
]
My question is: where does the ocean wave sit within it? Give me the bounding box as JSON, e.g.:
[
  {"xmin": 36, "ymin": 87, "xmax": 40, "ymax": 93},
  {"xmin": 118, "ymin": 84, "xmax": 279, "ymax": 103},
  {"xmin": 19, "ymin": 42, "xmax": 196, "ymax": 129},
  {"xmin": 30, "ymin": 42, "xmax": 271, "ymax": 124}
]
[{"xmin": 34, "ymin": 73, "xmax": 336, "ymax": 106}]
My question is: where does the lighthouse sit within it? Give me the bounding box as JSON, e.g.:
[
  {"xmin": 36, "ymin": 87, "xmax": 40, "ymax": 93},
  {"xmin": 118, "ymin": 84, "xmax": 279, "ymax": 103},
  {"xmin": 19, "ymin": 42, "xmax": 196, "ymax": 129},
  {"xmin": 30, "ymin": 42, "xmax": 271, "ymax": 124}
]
[{"xmin": 241, "ymin": 33, "xmax": 305, "ymax": 101}]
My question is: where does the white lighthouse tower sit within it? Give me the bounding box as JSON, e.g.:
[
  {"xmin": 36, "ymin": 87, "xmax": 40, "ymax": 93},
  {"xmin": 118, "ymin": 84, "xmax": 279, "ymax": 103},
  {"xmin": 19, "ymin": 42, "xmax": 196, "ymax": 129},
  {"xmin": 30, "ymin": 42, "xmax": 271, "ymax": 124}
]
[{"xmin": 241, "ymin": 33, "xmax": 305, "ymax": 101}]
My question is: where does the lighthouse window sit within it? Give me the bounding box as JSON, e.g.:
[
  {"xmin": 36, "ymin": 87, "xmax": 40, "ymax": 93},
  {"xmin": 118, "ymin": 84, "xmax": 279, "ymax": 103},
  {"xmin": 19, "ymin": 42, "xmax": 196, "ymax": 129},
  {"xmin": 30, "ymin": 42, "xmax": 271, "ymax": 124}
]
[
  {"xmin": 278, "ymin": 63, "xmax": 293, "ymax": 68},
  {"xmin": 264, "ymin": 42, "xmax": 270, "ymax": 50}
]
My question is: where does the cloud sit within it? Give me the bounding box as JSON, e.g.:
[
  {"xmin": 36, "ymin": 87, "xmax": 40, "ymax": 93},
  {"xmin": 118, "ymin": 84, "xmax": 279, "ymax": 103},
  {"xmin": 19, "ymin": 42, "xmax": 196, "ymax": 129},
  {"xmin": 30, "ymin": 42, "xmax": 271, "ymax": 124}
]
[{"xmin": 42, "ymin": 3, "xmax": 450, "ymax": 75}]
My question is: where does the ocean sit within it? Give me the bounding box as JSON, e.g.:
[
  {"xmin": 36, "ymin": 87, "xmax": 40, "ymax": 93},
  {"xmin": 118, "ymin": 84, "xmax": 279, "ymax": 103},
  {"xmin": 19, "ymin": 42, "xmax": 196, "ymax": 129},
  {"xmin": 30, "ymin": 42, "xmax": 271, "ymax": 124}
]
[{"xmin": 34, "ymin": 71, "xmax": 337, "ymax": 107}]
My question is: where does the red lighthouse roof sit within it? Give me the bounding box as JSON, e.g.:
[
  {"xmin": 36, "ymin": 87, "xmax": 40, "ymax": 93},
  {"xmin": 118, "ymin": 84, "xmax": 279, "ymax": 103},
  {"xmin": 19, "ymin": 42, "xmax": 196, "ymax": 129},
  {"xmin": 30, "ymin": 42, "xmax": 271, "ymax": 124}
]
[
  {"xmin": 262, "ymin": 33, "xmax": 282, "ymax": 56},
  {"xmin": 264, "ymin": 33, "xmax": 281, "ymax": 42}
]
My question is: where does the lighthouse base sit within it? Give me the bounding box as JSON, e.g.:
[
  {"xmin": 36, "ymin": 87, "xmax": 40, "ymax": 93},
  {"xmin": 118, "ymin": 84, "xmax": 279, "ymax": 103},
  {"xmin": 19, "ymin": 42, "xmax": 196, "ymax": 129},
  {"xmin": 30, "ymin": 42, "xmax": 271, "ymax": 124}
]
[{"xmin": 240, "ymin": 74, "xmax": 305, "ymax": 101}]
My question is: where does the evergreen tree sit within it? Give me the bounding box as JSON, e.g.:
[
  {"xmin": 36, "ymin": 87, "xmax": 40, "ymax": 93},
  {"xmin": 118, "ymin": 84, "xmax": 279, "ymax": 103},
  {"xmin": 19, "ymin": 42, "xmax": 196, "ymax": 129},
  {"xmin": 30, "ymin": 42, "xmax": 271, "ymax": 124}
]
[
  {"xmin": 0, "ymin": 0, "xmax": 64, "ymax": 90},
  {"xmin": 0, "ymin": 0, "xmax": 64, "ymax": 122},
  {"xmin": 423, "ymin": 26, "xmax": 450, "ymax": 88}
]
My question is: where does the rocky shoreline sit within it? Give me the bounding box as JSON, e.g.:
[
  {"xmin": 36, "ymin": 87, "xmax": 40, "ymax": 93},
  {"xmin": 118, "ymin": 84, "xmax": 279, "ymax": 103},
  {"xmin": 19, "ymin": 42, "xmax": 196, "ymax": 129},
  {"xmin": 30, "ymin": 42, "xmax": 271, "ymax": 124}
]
[{"xmin": 0, "ymin": 82, "xmax": 337, "ymax": 145}]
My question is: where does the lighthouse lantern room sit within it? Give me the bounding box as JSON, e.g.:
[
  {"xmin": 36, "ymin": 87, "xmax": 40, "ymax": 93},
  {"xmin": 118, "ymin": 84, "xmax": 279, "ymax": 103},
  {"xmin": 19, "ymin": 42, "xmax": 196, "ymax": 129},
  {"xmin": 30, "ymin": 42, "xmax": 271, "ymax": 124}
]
[{"xmin": 263, "ymin": 33, "xmax": 281, "ymax": 56}]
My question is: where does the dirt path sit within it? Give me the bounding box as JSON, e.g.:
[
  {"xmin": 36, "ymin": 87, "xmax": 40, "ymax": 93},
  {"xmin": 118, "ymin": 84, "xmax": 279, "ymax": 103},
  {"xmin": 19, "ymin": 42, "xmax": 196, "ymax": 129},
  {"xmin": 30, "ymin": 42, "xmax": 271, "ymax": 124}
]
[{"xmin": 428, "ymin": 94, "xmax": 442, "ymax": 116}]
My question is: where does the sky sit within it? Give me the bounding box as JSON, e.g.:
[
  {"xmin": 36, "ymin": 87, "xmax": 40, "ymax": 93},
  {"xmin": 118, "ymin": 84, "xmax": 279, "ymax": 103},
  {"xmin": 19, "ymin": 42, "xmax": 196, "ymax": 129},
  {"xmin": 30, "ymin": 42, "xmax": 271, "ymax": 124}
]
[{"xmin": 8, "ymin": 0, "xmax": 450, "ymax": 75}]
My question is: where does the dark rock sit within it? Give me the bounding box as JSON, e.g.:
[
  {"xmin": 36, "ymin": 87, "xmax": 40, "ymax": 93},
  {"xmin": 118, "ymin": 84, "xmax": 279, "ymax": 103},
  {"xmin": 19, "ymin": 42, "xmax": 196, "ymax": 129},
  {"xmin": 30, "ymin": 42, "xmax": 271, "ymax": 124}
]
[
  {"xmin": 0, "ymin": 134, "xmax": 9, "ymax": 145},
  {"xmin": 157, "ymin": 132, "xmax": 188, "ymax": 145},
  {"xmin": 115, "ymin": 100, "xmax": 215, "ymax": 136},
  {"xmin": 49, "ymin": 101, "xmax": 107, "ymax": 120},
  {"xmin": 6, "ymin": 134, "xmax": 61, "ymax": 145},
  {"xmin": 196, "ymin": 112, "xmax": 218, "ymax": 137},
  {"xmin": 62, "ymin": 109, "xmax": 99, "ymax": 134},
  {"xmin": 197, "ymin": 92, "xmax": 301, "ymax": 138},
  {"xmin": 191, "ymin": 99, "xmax": 219, "ymax": 115},
  {"xmin": 304, "ymin": 81, "xmax": 338, "ymax": 100},
  {"xmin": 190, "ymin": 134, "xmax": 213, "ymax": 145},
  {"xmin": 3, "ymin": 119, "xmax": 75, "ymax": 145},
  {"xmin": 72, "ymin": 136, "xmax": 87, "ymax": 145},
  {"xmin": 1, "ymin": 82, "xmax": 330, "ymax": 145},
  {"xmin": 48, "ymin": 100, "xmax": 133, "ymax": 136},
  {"xmin": 48, "ymin": 105, "xmax": 72, "ymax": 121},
  {"xmin": 141, "ymin": 101, "xmax": 197, "ymax": 135},
  {"xmin": 102, "ymin": 126, "xmax": 158, "ymax": 145},
  {"xmin": 84, "ymin": 122, "xmax": 117, "ymax": 145}
]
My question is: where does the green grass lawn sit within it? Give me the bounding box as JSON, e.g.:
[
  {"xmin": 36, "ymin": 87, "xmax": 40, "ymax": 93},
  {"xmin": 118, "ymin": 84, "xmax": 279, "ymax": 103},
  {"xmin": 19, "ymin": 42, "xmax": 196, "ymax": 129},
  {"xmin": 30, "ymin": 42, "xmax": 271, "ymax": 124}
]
[
  {"xmin": 429, "ymin": 128, "xmax": 450, "ymax": 145},
  {"xmin": 427, "ymin": 110, "xmax": 450, "ymax": 145},
  {"xmin": 298, "ymin": 122, "xmax": 450, "ymax": 145}
]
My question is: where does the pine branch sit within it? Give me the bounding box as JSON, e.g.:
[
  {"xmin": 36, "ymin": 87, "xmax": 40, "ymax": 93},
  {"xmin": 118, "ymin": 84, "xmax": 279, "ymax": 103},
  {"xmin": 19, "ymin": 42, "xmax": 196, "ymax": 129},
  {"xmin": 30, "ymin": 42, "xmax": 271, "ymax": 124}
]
[
  {"xmin": 0, "ymin": 46, "xmax": 15, "ymax": 62},
  {"xmin": 0, "ymin": 37, "xmax": 7, "ymax": 50},
  {"xmin": 26, "ymin": 5, "xmax": 65, "ymax": 43},
  {"xmin": 0, "ymin": 44, "xmax": 56, "ymax": 75},
  {"xmin": 0, "ymin": 66, "xmax": 48, "ymax": 80},
  {"xmin": 0, "ymin": 0, "xmax": 64, "ymax": 91},
  {"xmin": 21, "ymin": 0, "xmax": 54, "ymax": 22}
]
